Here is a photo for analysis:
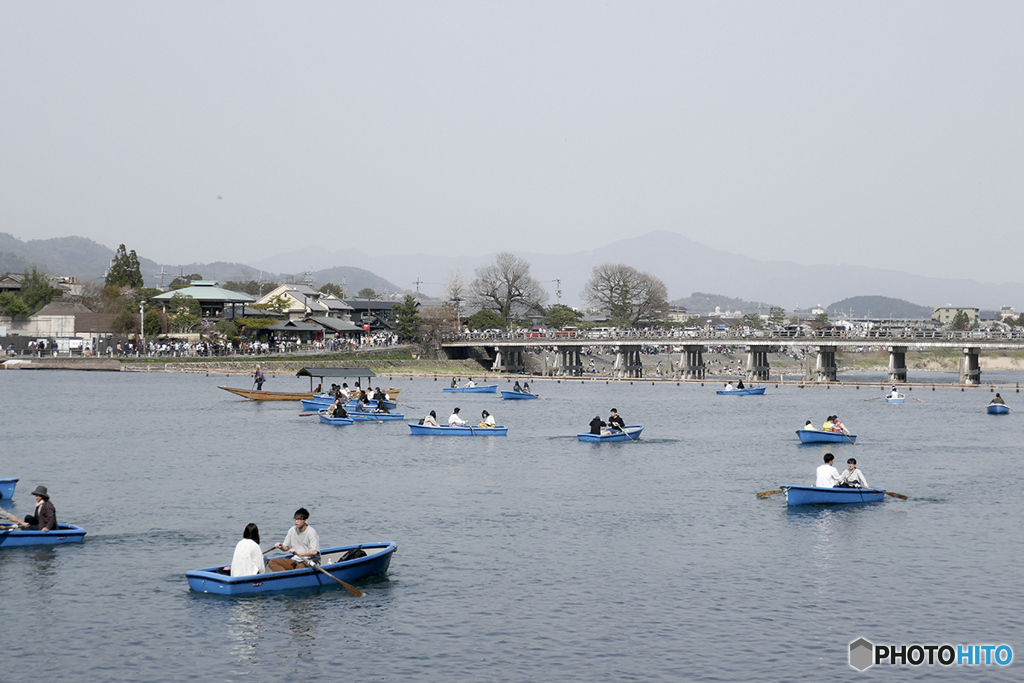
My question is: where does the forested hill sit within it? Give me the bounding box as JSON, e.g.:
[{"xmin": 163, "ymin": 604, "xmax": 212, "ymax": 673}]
[
  {"xmin": 670, "ymin": 292, "xmax": 777, "ymax": 316},
  {"xmin": 826, "ymin": 296, "xmax": 933, "ymax": 319}
]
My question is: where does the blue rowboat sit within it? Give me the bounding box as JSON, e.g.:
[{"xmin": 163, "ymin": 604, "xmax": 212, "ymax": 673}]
[
  {"xmin": 318, "ymin": 412, "xmax": 354, "ymax": 426},
  {"xmin": 716, "ymin": 387, "xmax": 766, "ymax": 396},
  {"xmin": 443, "ymin": 385, "xmax": 498, "ymax": 393},
  {"xmin": 796, "ymin": 429, "xmax": 856, "ymax": 444},
  {"xmin": 501, "ymin": 390, "xmax": 539, "ymax": 400},
  {"xmin": 0, "ymin": 477, "xmax": 17, "ymax": 499},
  {"xmin": 186, "ymin": 542, "xmax": 397, "ymax": 596},
  {"xmin": 303, "ymin": 398, "xmax": 397, "ymax": 412},
  {"xmin": 0, "ymin": 523, "xmax": 87, "ymax": 548},
  {"xmin": 783, "ymin": 485, "xmax": 885, "ymax": 506},
  {"xmin": 408, "ymin": 423, "xmax": 508, "ymax": 436},
  {"xmin": 987, "ymin": 404, "xmax": 1010, "ymax": 415},
  {"xmin": 347, "ymin": 411, "xmax": 406, "ymax": 421},
  {"xmin": 577, "ymin": 425, "xmax": 644, "ymax": 442}
]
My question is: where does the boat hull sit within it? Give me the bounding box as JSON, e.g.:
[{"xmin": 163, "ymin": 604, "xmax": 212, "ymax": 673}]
[
  {"xmin": 501, "ymin": 391, "xmax": 539, "ymax": 400},
  {"xmin": 783, "ymin": 485, "xmax": 885, "ymax": 505},
  {"xmin": 318, "ymin": 413, "xmax": 354, "ymax": 426},
  {"xmin": 347, "ymin": 411, "xmax": 405, "ymax": 421},
  {"xmin": 796, "ymin": 429, "xmax": 856, "ymax": 444},
  {"xmin": 186, "ymin": 542, "xmax": 397, "ymax": 595},
  {"xmin": 987, "ymin": 404, "xmax": 1010, "ymax": 415},
  {"xmin": 0, "ymin": 477, "xmax": 17, "ymax": 499},
  {"xmin": 886, "ymin": 397, "xmax": 905, "ymax": 403},
  {"xmin": 716, "ymin": 387, "xmax": 766, "ymax": 395},
  {"xmin": 408, "ymin": 423, "xmax": 508, "ymax": 436},
  {"xmin": 0, "ymin": 523, "xmax": 87, "ymax": 547},
  {"xmin": 577, "ymin": 425, "xmax": 644, "ymax": 442},
  {"xmin": 443, "ymin": 385, "xmax": 498, "ymax": 393},
  {"xmin": 303, "ymin": 398, "xmax": 397, "ymax": 412},
  {"xmin": 219, "ymin": 386, "xmax": 313, "ymax": 401}
]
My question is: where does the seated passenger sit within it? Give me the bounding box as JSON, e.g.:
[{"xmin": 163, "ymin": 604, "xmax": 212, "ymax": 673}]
[{"xmin": 230, "ymin": 523, "xmax": 267, "ymax": 577}]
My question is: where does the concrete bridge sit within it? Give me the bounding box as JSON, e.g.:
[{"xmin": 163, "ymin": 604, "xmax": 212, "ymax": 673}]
[{"xmin": 440, "ymin": 331, "xmax": 1024, "ymax": 385}]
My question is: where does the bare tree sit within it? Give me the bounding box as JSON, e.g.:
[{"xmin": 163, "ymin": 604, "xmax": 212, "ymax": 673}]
[
  {"xmin": 582, "ymin": 263, "xmax": 669, "ymax": 327},
  {"xmin": 471, "ymin": 253, "xmax": 548, "ymax": 325}
]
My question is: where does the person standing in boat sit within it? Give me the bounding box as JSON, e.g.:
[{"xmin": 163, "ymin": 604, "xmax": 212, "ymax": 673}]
[
  {"xmin": 815, "ymin": 454, "xmax": 841, "ymax": 488},
  {"xmin": 268, "ymin": 508, "xmax": 320, "ymax": 572},
  {"xmin": 253, "ymin": 365, "xmax": 265, "ymax": 391},
  {"xmin": 230, "ymin": 523, "xmax": 267, "ymax": 577},
  {"xmin": 837, "ymin": 458, "xmax": 868, "ymax": 488},
  {"xmin": 422, "ymin": 410, "xmax": 439, "ymax": 426},
  {"xmin": 448, "ymin": 407, "xmax": 468, "ymax": 426},
  {"xmin": 990, "ymin": 393, "xmax": 1006, "ymax": 405},
  {"xmin": 607, "ymin": 408, "xmax": 625, "ymax": 431},
  {"xmin": 4, "ymin": 485, "xmax": 58, "ymax": 531}
]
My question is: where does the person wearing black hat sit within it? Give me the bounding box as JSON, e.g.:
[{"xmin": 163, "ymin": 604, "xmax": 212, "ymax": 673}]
[
  {"xmin": 448, "ymin": 407, "xmax": 468, "ymax": 426},
  {"xmin": 589, "ymin": 416, "xmax": 607, "ymax": 435},
  {"xmin": 4, "ymin": 485, "xmax": 58, "ymax": 531}
]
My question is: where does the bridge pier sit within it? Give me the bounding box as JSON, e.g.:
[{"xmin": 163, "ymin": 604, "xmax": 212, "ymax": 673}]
[
  {"xmin": 887, "ymin": 346, "xmax": 908, "ymax": 383},
  {"xmin": 614, "ymin": 345, "xmax": 643, "ymax": 378},
  {"xmin": 682, "ymin": 345, "xmax": 705, "ymax": 379},
  {"xmin": 960, "ymin": 347, "xmax": 981, "ymax": 385},
  {"xmin": 492, "ymin": 347, "xmax": 525, "ymax": 373},
  {"xmin": 558, "ymin": 345, "xmax": 583, "ymax": 376},
  {"xmin": 814, "ymin": 345, "xmax": 837, "ymax": 382},
  {"xmin": 745, "ymin": 345, "xmax": 771, "ymax": 381}
]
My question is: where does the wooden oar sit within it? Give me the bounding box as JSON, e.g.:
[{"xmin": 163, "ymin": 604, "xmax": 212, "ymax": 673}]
[
  {"xmin": 910, "ymin": 397, "xmax": 926, "ymax": 403},
  {"xmin": 397, "ymin": 401, "xmax": 419, "ymax": 410},
  {"xmin": 299, "ymin": 412, "xmax": 319, "ymax": 417},
  {"xmin": 296, "ymin": 556, "xmax": 364, "ymax": 596},
  {"xmin": 756, "ymin": 489, "xmax": 785, "ymax": 498},
  {"xmin": 863, "ymin": 396, "xmax": 883, "ymax": 402},
  {"xmin": 882, "ymin": 490, "xmax": 908, "ymax": 500}
]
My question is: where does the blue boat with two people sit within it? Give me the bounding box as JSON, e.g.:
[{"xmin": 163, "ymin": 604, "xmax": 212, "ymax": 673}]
[
  {"xmin": 186, "ymin": 542, "xmax": 398, "ymax": 595},
  {"xmin": 501, "ymin": 390, "xmax": 539, "ymax": 400},
  {"xmin": 781, "ymin": 485, "xmax": 886, "ymax": 506},
  {"xmin": 796, "ymin": 429, "xmax": 857, "ymax": 444},
  {"xmin": 408, "ymin": 423, "xmax": 508, "ymax": 436},
  {"xmin": 443, "ymin": 385, "xmax": 498, "ymax": 394},
  {"xmin": 0, "ymin": 523, "xmax": 88, "ymax": 548},
  {"xmin": 577, "ymin": 425, "xmax": 644, "ymax": 442},
  {"xmin": 716, "ymin": 387, "xmax": 766, "ymax": 396},
  {"xmin": 318, "ymin": 412, "xmax": 354, "ymax": 426}
]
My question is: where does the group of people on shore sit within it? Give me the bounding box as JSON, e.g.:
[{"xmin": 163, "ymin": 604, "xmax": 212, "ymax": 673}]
[{"xmin": 815, "ymin": 453, "xmax": 868, "ymax": 488}]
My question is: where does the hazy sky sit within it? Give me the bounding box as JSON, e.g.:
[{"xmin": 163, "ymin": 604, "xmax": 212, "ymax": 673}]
[{"xmin": 2, "ymin": 2, "xmax": 1022, "ymax": 283}]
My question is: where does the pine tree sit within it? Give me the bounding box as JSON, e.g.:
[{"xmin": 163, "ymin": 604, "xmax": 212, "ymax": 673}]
[{"xmin": 105, "ymin": 244, "xmax": 144, "ymax": 288}]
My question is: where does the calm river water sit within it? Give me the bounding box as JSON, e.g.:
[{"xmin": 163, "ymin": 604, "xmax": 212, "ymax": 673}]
[{"xmin": 1, "ymin": 369, "xmax": 1020, "ymax": 681}]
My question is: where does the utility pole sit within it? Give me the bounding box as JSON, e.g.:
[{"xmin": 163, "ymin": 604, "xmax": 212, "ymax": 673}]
[
  {"xmin": 551, "ymin": 278, "xmax": 562, "ymax": 306},
  {"xmin": 413, "ymin": 278, "xmax": 423, "ymax": 301}
]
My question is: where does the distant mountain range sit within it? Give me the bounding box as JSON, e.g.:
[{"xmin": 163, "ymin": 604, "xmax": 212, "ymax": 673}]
[
  {"xmin": 826, "ymin": 296, "xmax": 934, "ymax": 319},
  {"xmin": 5, "ymin": 230, "xmax": 1024, "ymax": 312}
]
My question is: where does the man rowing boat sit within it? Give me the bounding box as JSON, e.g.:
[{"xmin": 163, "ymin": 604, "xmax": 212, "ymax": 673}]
[{"xmin": 268, "ymin": 508, "xmax": 320, "ymax": 572}]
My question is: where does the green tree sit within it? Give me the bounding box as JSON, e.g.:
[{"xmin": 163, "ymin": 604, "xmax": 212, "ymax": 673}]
[
  {"xmin": 357, "ymin": 287, "xmax": 377, "ymax": 298},
  {"xmin": 813, "ymin": 312, "xmax": 831, "ymax": 326},
  {"xmin": 254, "ymin": 294, "xmax": 290, "ymax": 315},
  {"xmin": 392, "ymin": 294, "xmax": 422, "ymax": 341},
  {"xmin": 214, "ymin": 319, "xmax": 239, "ymax": 338},
  {"xmin": 105, "ymin": 244, "xmax": 144, "ymax": 288},
  {"xmin": 319, "ymin": 283, "xmax": 345, "ymax": 298},
  {"xmin": 18, "ymin": 268, "xmax": 62, "ymax": 313},
  {"xmin": 466, "ymin": 309, "xmax": 506, "ymax": 330},
  {"xmin": 110, "ymin": 309, "xmax": 138, "ymax": 335},
  {"xmin": 741, "ymin": 313, "xmax": 765, "ymax": 330},
  {"xmin": 949, "ymin": 310, "xmax": 970, "ymax": 330},
  {"xmin": 169, "ymin": 273, "xmax": 203, "ymax": 289},
  {"xmin": 0, "ymin": 291, "xmax": 31, "ymax": 317},
  {"xmin": 543, "ymin": 304, "xmax": 582, "ymax": 329},
  {"xmin": 167, "ymin": 293, "xmax": 201, "ymax": 333},
  {"xmin": 768, "ymin": 306, "xmax": 787, "ymax": 328},
  {"xmin": 143, "ymin": 310, "xmax": 163, "ymax": 337}
]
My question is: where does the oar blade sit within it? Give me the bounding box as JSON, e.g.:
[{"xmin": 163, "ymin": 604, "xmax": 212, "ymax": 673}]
[
  {"xmin": 756, "ymin": 489, "xmax": 784, "ymax": 498},
  {"xmin": 883, "ymin": 490, "xmax": 908, "ymax": 500}
]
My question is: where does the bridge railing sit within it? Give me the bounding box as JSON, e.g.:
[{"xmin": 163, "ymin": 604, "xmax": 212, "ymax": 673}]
[{"xmin": 440, "ymin": 327, "xmax": 1024, "ymax": 343}]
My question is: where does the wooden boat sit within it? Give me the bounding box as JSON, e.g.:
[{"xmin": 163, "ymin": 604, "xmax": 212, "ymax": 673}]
[
  {"xmin": 0, "ymin": 477, "xmax": 17, "ymax": 499},
  {"xmin": 796, "ymin": 429, "xmax": 857, "ymax": 444},
  {"xmin": 219, "ymin": 386, "xmax": 313, "ymax": 401},
  {"xmin": 782, "ymin": 485, "xmax": 885, "ymax": 506},
  {"xmin": 347, "ymin": 410, "xmax": 406, "ymax": 421},
  {"xmin": 443, "ymin": 385, "xmax": 498, "ymax": 393},
  {"xmin": 987, "ymin": 404, "xmax": 1010, "ymax": 415},
  {"xmin": 318, "ymin": 412, "xmax": 354, "ymax": 426},
  {"xmin": 408, "ymin": 423, "xmax": 508, "ymax": 436},
  {"xmin": 716, "ymin": 387, "xmax": 766, "ymax": 396},
  {"xmin": 501, "ymin": 390, "xmax": 539, "ymax": 400},
  {"xmin": 186, "ymin": 542, "xmax": 397, "ymax": 595},
  {"xmin": 0, "ymin": 523, "xmax": 87, "ymax": 547},
  {"xmin": 577, "ymin": 425, "xmax": 644, "ymax": 442}
]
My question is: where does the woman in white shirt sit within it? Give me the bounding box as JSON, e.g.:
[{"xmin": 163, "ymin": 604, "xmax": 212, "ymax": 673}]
[
  {"xmin": 479, "ymin": 410, "xmax": 496, "ymax": 427},
  {"xmin": 230, "ymin": 523, "xmax": 266, "ymax": 577}
]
